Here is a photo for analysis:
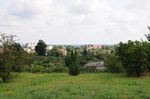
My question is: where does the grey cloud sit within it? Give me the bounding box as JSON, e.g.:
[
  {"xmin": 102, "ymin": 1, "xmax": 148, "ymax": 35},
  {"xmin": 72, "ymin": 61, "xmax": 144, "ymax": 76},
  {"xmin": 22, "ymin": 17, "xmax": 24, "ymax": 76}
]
[
  {"xmin": 0, "ymin": 0, "xmax": 149, "ymax": 44},
  {"xmin": 6, "ymin": 1, "xmax": 33, "ymax": 18},
  {"xmin": 69, "ymin": 0, "xmax": 100, "ymax": 15}
]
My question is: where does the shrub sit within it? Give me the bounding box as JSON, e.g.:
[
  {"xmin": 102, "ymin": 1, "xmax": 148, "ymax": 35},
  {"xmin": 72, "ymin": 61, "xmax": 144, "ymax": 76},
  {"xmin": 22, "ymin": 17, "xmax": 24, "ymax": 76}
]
[
  {"xmin": 29, "ymin": 65, "xmax": 45, "ymax": 73},
  {"xmin": 28, "ymin": 56, "xmax": 68, "ymax": 73},
  {"xmin": 51, "ymin": 66, "xmax": 68, "ymax": 73},
  {"xmin": 29, "ymin": 64, "xmax": 68, "ymax": 73},
  {"xmin": 0, "ymin": 72, "xmax": 12, "ymax": 82},
  {"xmin": 69, "ymin": 61, "xmax": 80, "ymax": 75},
  {"xmin": 105, "ymin": 54, "xmax": 123, "ymax": 73}
]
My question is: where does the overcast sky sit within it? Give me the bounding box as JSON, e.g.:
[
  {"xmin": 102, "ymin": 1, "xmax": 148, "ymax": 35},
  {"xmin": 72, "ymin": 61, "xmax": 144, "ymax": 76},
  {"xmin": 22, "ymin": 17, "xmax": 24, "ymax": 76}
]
[{"xmin": 0, "ymin": 0, "xmax": 150, "ymax": 44}]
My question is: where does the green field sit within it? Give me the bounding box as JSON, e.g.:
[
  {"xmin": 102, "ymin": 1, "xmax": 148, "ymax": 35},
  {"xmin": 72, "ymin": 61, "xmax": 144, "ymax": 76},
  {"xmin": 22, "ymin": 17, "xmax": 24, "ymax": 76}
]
[{"xmin": 0, "ymin": 73, "xmax": 150, "ymax": 99}]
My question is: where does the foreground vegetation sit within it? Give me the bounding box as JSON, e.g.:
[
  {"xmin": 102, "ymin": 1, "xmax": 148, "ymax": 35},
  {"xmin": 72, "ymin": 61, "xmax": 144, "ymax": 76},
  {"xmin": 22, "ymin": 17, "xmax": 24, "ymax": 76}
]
[
  {"xmin": 0, "ymin": 31, "xmax": 150, "ymax": 99},
  {"xmin": 0, "ymin": 73, "xmax": 150, "ymax": 99}
]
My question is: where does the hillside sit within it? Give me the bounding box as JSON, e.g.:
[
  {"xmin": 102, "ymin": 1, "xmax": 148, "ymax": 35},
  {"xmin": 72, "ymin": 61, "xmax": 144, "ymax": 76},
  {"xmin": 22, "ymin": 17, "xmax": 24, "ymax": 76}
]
[{"xmin": 0, "ymin": 73, "xmax": 150, "ymax": 99}]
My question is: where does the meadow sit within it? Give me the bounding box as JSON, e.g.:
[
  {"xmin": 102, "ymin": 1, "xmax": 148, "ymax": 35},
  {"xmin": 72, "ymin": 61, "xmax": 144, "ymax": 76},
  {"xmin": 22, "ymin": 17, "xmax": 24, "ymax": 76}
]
[{"xmin": 0, "ymin": 73, "xmax": 150, "ymax": 99}]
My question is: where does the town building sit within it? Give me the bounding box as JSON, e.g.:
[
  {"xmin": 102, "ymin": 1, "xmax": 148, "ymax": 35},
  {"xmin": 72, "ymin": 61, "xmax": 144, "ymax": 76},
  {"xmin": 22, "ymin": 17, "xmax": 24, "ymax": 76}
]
[
  {"xmin": 84, "ymin": 61, "xmax": 106, "ymax": 71},
  {"xmin": 86, "ymin": 44, "xmax": 102, "ymax": 50},
  {"xmin": 23, "ymin": 43, "xmax": 37, "ymax": 53}
]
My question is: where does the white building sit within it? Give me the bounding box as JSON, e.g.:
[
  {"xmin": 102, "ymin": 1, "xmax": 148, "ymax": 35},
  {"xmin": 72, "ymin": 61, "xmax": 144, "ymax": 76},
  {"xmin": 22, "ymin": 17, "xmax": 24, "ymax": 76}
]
[
  {"xmin": 46, "ymin": 45, "xmax": 54, "ymax": 55},
  {"xmin": 86, "ymin": 44, "xmax": 102, "ymax": 50},
  {"xmin": 24, "ymin": 43, "xmax": 37, "ymax": 53},
  {"xmin": 46, "ymin": 45, "xmax": 53, "ymax": 50}
]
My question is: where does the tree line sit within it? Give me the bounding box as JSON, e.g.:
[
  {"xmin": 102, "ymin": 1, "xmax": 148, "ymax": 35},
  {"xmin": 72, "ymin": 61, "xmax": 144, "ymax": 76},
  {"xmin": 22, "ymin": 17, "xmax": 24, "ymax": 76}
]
[
  {"xmin": 1, "ymin": 28, "xmax": 150, "ymax": 82},
  {"xmin": 106, "ymin": 27, "xmax": 150, "ymax": 77}
]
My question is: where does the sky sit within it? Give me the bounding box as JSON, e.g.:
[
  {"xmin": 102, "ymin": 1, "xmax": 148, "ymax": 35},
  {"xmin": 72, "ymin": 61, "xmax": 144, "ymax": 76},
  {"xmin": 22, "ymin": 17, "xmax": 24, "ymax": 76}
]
[{"xmin": 0, "ymin": 0, "xmax": 150, "ymax": 45}]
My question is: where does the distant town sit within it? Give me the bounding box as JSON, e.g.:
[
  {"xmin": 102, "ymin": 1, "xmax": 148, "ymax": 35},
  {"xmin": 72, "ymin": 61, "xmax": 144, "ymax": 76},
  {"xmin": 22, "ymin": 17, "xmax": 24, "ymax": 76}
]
[{"xmin": 22, "ymin": 42, "xmax": 113, "ymax": 55}]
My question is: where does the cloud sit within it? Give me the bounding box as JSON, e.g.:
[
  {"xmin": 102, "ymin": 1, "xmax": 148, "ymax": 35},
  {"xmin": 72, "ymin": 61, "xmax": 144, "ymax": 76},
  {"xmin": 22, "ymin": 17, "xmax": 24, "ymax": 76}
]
[
  {"xmin": 0, "ymin": 0, "xmax": 150, "ymax": 44},
  {"xmin": 69, "ymin": 0, "xmax": 100, "ymax": 15},
  {"xmin": 8, "ymin": 0, "xmax": 51, "ymax": 19}
]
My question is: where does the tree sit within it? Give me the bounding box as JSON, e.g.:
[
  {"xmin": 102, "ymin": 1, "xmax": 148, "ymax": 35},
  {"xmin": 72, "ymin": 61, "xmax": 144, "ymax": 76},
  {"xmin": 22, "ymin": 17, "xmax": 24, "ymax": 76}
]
[
  {"xmin": 82, "ymin": 48, "xmax": 88, "ymax": 57},
  {"xmin": 105, "ymin": 54, "xmax": 123, "ymax": 73},
  {"xmin": 0, "ymin": 33, "xmax": 29, "ymax": 82},
  {"xmin": 116, "ymin": 40, "xmax": 148, "ymax": 77},
  {"xmin": 142, "ymin": 42, "xmax": 150, "ymax": 71},
  {"xmin": 69, "ymin": 49, "xmax": 80, "ymax": 76},
  {"xmin": 65, "ymin": 54, "xmax": 72, "ymax": 67},
  {"xmin": 35, "ymin": 40, "xmax": 47, "ymax": 56},
  {"xmin": 145, "ymin": 26, "xmax": 150, "ymax": 71},
  {"xmin": 48, "ymin": 46, "xmax": 63, "ymax": 57},
  {"xmin": 12, "ymin": 43, "xmax": 29, "ymax": 72},
  {"xmin": 145, "ymin": 26, "xmax": 150, "ymax": 41},
  {"xmin": 0, "ymin": 33, "xmax": 16, "ymax": 82},
  {"xmin": 66, "ymin": 45, "xmax": 73, "ymax": 52}
]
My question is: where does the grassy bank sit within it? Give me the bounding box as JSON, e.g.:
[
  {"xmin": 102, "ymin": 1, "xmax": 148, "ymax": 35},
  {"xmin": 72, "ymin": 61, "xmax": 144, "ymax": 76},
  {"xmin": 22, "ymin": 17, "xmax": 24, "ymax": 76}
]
[{"xmin": 0, "ymin": 73, "xmax": 150, "ymax": 99}]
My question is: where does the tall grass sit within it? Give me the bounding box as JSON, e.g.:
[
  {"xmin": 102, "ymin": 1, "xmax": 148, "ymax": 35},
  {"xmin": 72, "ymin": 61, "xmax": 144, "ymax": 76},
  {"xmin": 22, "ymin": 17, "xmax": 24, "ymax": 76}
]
[{"xmin": 0, "ymin": 73, "xmax": 150, "ymax": 99}]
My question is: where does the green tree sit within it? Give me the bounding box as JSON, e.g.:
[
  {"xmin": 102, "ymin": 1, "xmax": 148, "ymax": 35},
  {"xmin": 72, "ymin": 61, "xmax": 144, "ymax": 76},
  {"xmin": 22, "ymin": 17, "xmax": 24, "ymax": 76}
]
[
  {"xmin": 48, "ymin": 46, "xmax": 63, "ymax": 57},
  {"xmin": 35, "ymin": 40, "xmax": 47, "ymax": 56},
  {"xmin": 65, "ymin": 54, "xmax": 72, "ymax": 67},
  {"xmin": 105, "ymin": 54, "xmax": 123, "ymax": 73},
  {"xmin": 66, "ymin": 45, "xmax": 73, "ymax": 53},
  {"xmin": 145, "ymin": 26, "xmax": 150, "ymax": 41},
  {"xmin": 145, "ymin": 26, "xmax": 150, "ymax": 71},
  {"xmin": 69, "ymin": 49, "xmax": 80, "ymax": 76},
  {"xmin": 0, "ymin": 33, "xmax": 17, "ymax": 82},
  {"xmin": 82, "ymin": 48, "xmax": 88, "ymax": 57},
  {"xmin": 116, "ymin": 40, "xmax": 148, "ymax": 77},
  {"xmin": 12, "ymin": 43, "xmax": 29, "ymax": 72}
]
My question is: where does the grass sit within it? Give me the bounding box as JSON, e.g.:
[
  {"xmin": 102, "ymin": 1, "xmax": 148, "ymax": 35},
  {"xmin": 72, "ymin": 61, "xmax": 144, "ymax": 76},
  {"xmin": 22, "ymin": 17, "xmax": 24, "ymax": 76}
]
[{"xmin": 0, "ymin": 73, "xmax": 150, "ymax": 99}]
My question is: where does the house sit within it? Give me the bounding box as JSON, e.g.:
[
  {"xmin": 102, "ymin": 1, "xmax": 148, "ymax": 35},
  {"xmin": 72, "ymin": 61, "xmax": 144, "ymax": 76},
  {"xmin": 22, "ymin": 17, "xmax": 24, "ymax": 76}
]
[
  {"xmin": 46, "ymin": 45, "xmax": 53, "ymax": 55},
  {"xmin": 84, "ymin": 61, "xmax": 106, "ymax": 71},
  {"xmin": 86, "ymin": 44, "xmax": 102, "ymax": 50},
  {"xmin": 23, "ymin": 43, "xmax": 37, "ymax": 53},
  {"xmin": 46, "ymin": 45, "xmax": 53, "ymax": 50},
  {"xmin": 58, "ymin": 48, "xmax": 67, "ymax": 56}
]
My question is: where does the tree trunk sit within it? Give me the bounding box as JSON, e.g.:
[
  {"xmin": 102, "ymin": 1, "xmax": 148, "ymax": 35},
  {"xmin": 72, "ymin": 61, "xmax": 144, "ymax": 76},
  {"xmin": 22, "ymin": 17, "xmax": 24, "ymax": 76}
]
[{"xmin": 2, "ymin": 77, "xmax": 6, "ymax": 82}]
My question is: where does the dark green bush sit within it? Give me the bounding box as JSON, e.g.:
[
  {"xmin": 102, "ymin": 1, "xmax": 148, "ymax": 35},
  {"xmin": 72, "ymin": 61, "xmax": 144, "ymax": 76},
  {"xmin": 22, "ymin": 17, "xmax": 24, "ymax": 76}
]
[
  {"xmin": 69, "ymin": 61, "xmax": 80, "ymax": 75},
  {"xmin": 0, "ymin": 72, "xmax": 12, "ymax": 82},
  {"xmin": 105, "ymin": 54, "xmax": 123, "ymax": 73}
]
